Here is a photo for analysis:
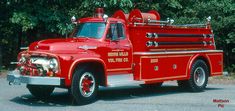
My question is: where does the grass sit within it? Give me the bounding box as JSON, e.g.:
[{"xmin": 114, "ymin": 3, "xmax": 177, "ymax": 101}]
[
  {"xmin": 0, "ymin": 69, "xmax": 8, "ymax": 78},
  {"xmin": 215, "ymin": 72, "xmax": 235, "ymax": 79},
  {"xmin": 211, "ymin": 75, "xmax": 235, "ymax": 80},
  {"xmin": 208, "ymin": 72, "xmax": 235, "ymax": 84},
  {"xmin": 231, "ymin": 73, "xmax": 235, "ymax": 79}
]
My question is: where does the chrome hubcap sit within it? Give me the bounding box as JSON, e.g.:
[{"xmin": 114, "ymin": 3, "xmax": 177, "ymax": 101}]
[
  {"xmin": 79, "ymin": 72, "xmax": 95, "ymax": 97},
  {"xmin": 194, "ymin": 67, "xmax": 206, "ymax": 86}
]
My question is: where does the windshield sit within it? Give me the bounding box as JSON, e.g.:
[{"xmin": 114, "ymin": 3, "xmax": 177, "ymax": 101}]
[{"xmin": 75, "ymin": 22, "xmax": 106, "ymax": 39}]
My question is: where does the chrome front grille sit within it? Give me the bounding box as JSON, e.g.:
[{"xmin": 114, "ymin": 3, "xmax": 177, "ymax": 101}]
[{"xmin": 30, "ymin": 57, "xmax": 50, "ymax": 72}]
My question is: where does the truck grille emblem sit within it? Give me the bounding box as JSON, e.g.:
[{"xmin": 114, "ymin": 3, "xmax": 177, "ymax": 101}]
[{"xmin": 78, "ymin": 45, "xmax": 97, "ymax": 50}]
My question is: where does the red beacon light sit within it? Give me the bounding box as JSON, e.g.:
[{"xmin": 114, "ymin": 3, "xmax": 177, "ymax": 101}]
[
  {"xmin": 95, "ymin": 8, "xmax": 104, "ymax": 18},
  {"xmin": 95, "ymin": 8, "xmax": 108, "ymax": 21}
]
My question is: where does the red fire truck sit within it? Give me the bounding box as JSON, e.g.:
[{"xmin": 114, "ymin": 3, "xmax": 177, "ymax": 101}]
[{"xmin": 7, "ymin": 8, "xmax": 223, "ymax": 104}]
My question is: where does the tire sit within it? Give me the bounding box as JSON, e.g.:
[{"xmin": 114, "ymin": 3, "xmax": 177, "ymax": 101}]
[
  {"xmin": 27, "ymin": 85, "xmax": 54, "ymax": 98},
  {"xmin": 178, "ymin": 60, "xmax": 209, "ymax": 92},
  {"xmin": 71, "ymin": 67, "xmax": 98, "ymax": 105},
  {"xmin": 140, "ymin": 82, "xmax": 163, "ymax": 89}
]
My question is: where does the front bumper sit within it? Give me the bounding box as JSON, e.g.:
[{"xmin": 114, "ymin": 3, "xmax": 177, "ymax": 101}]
[{"xmin": 7, "ymin": 70, "xmax": 64, "ymax": 86}]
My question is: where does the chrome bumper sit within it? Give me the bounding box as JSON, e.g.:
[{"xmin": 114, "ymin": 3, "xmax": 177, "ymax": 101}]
[{"xmin": 7, "ymin": 70, "xmax": 64, "ymax": 86}]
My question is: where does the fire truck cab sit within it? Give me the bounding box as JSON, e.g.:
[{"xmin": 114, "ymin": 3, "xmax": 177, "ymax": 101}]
[{"xmin": 7, "ymin": 8, "xmax": 223, "ymax": 105}]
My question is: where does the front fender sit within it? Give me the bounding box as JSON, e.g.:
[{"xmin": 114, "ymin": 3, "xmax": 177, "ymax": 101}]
[{"xmin": 67, "ymin": 57, "xmax": 107, "ymax": 84}]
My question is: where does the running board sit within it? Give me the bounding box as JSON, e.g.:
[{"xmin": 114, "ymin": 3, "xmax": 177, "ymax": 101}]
[{"xmin": 107, "ymin": 74, "xmax": 144, "ymax": 87}]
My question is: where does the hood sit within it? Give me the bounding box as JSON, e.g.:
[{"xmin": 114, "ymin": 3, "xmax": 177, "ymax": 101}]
[{"xmin": 29, "ymin": 38, "xmax": 100, "ymax": 54}]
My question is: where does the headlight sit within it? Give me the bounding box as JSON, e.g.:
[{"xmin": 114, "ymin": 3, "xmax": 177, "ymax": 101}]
[{"xmin": 49, "ymin": 58, "xmax": 58, "ymax": 72}]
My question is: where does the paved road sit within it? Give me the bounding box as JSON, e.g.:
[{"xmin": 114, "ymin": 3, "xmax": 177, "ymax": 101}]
[{"xmin": 0, "ymin": 78, "xmax": 234, "ymax": 111}]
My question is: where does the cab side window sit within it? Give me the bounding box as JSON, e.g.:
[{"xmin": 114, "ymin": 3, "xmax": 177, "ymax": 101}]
[
  {"xmin": 117, "ymin": 23, "xmax": 125, "ymax": 39},
  {"xmin": 107, "ymin": 23, "xmax": 125, "ymax": 40}
]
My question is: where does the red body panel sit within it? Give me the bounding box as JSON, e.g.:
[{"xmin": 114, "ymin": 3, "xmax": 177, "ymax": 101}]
[
  {"xmin": 140, "ymin": 55, "xmax": 189, "ymax": 79},
  {"xmin": 133, "ymin": 51, "xmax": 223, "ymax": 84},
  {"xmin": 206, "ymin": 53, "xmax": 223, "ymax": 76}
]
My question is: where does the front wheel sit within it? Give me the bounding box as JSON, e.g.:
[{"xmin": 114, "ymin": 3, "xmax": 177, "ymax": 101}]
[
  {"xmin": 27, "ymin": 85, "xmax": 54, "ymax": 98},
  {"xmin": 71, "ymin": 68, "xmax": 98, "ymax": 105}
]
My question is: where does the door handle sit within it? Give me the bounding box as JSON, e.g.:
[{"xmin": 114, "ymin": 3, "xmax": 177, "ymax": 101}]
[{"xmin": 124, "ymin": 44, "xmax": 130, "ymax": 47}]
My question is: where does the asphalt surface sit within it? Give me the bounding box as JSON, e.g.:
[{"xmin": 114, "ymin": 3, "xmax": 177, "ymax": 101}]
[{"xmin": 0, "ymin": 78, "xmax": 234, "ymax": 111}]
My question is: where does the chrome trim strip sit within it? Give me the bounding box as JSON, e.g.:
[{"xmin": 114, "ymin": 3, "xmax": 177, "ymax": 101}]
[
  {"xmin": 134, "ymin": 50, "xmax": 223, "ymax": 55},
  {"xmin": 158, "ymin": 42, "xmax": 204, "ymax": 45},
  {"xmin": 107, "ymin": 74, "xmax": 144, "ymax": 87},
  {"xmin": 156, "ymin": 33, "xmax": 212, "ymax": 38},
  {"xmin": 20, "ymin": 47, "xmax": 29, "ymax": 50},
  {"xmin": 7, "ymin": 70, "xmax": 64, "ymax": 86},
  {"xmin": 107, "ymin": 68, "xmax": 132, "ymax": 72},
  {"xmin": 10, "ymin": 62, "xmax": 19, "ymax": 64}
]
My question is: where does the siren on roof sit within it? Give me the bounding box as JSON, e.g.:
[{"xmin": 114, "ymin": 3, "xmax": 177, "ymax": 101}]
[{"xmin": 95, "ymin": 8, "xmax": 104, "ymax": 18}]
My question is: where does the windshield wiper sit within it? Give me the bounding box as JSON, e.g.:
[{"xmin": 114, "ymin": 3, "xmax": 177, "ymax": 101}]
[{"xmin": 77, "ymin": 36, "xmax": 89, "ymax": 38}]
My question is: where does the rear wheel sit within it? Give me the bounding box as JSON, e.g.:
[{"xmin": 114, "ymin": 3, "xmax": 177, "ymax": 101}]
[
  {"xmin": 71, "ymin": 67, "xmax": 98, "ymax": 105},
  {"xmin": 27, "ymin": 85, "xmax": 54, "ymax": 98},
  {"xmin": 178, "ymin": 60, "xmax": 209, "ymax": 92}
]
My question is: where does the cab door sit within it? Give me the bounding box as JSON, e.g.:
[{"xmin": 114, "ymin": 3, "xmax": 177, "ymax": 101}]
[{"xmin": 105, "ymin": 22, "xmax": 132, "ymax": 74}]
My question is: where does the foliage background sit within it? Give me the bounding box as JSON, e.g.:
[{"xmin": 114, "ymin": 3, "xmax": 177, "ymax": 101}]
[{"xmin": 0, "ymin": 0, "xmax": 234, "ymax": 72}]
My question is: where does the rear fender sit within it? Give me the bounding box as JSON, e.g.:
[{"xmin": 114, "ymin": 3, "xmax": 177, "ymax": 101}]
[{"xmin": 187, "ymin": 54, "xmax": 210, "ymax": 79}]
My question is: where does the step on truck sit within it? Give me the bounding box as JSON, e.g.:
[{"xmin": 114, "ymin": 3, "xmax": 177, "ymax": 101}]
[{"xmin": 7, "ymin": 8, "xmax": 223, "ymax": 104}]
